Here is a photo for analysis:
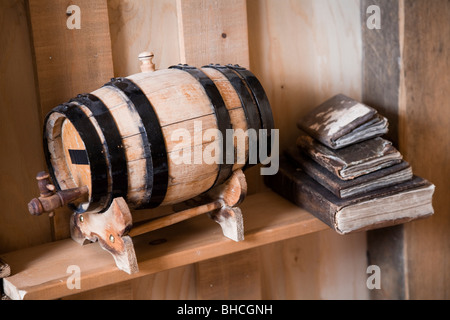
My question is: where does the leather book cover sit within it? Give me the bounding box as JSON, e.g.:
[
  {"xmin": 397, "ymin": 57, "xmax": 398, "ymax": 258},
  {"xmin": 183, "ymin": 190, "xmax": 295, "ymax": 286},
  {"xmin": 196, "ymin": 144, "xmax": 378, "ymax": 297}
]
[
  {"xmin": 296, "ymin": 133, "xmax": 403, "ymax": 180},
  {"xmin": 297, "ymin": 94, "xmax": 388, "ymax": 149}
]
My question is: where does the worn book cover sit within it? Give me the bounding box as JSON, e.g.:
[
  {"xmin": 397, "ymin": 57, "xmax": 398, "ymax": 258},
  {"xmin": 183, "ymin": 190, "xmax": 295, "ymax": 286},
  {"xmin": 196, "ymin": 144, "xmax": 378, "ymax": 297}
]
[
  {"xmin": 265, "ymin": 158, "xmax": 435, "ymax": 235},
  {"xmin": 286, "ymin": 146, "xmax": 413, "ymax": 198},
  {"xmin": 297, "ymin": 133, "xmax": 403, "ymax": 180},
  {"xmin": 297, "ymin": 94, "xmax": 388, "ymax": 149}
]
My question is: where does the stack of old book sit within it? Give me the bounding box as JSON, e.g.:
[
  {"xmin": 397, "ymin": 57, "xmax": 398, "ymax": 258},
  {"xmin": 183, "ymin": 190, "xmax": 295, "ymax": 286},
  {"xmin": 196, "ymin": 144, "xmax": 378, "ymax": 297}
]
[{"xmin": 266, "ymin": 94, "xmax": 435, "ymax": 234}]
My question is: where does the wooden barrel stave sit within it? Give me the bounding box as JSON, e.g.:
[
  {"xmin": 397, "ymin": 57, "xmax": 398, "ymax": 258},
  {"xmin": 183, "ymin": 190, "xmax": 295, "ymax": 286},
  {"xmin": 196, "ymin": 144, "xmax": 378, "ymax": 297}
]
[
  {"xmin": 90, "ymin": 85, "xmax": 150, "ymax": 209},
  {"xmin": 128, "ymin": 70, "xmax": 214, "ymax": 127},
  {"xmin": 129, "ymin": 69, "xmax": 223, "ymax": 205}
]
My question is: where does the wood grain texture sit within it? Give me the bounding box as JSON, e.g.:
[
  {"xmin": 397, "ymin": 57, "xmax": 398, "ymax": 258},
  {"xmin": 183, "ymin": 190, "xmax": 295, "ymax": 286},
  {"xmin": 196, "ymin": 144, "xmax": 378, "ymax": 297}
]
[
  {"xmin": 174, "ymin": 1, "xmax": 257, "ymax": 301},
  {"xmin": 177, "ymin": 0, "xmax": 250, "ymax": 68},
  {"xmin": 362, "ymin": 0, "xmax": 406, "ymax": 300},
  {"xmin": 248, "ymin": 0, "xmax": 368, "ymax": 300},
  {"xmin": 400, "ymin": 0, "xmax": 450, "ymax": 300},
  {"xmin": 0, "ymin": 0, "xmax": 372, "ymax": 300},
  {"xmin": 65, "ymin": 264, "xmax": 196, "ymax": 300},
  {"xmin": 367, "ymin": 225, "xmax": 405, "ymax": 299},
  {"xmin": 1, "ymin": 191, "xmax": 328, "ymax": 300},
  {"xmin": 364, "ymin": 0, "xmax": 450, "ymax": 300},
  {"xmin": 0, "ymin": 0, "xmax": 52, "ymax": 254},
  {"xmin": 61, "ymin": 120, "xmax": 91, "ymax": 194},
  {"xmin": 71, "ymin": 198, "xmax": 137, "ymax": 275},
  {"xmin": 246, "ymin": 0, "xmax": 363, "ymax": 195},
  {"xmin": 107, "ymin": 0, "xmax": 180, "ymax": 76},
  {"xmin": 27, "ymin": 0, "xmax": 114, "ymax": 114},
  {"xmin": 258, "ymin": 230, "xmax": 368, "ymax": 299},
  {"xmin": 362, "ymin": 0, "xmax": 401, "ymax": 146},
  {"xmin": 177, "ymin": 0, "xmax": 258, "ymax": 192},
  {"xmin": 27, "ymin": 0, "xmax": 114, "ymax": 240},
  {"xmin": 196, "ymin": 250, "xmax": 261, "ymax": 299},
  {"xmin": 104, "ymin": 0, "xmax": 182, "ymax": 224},
  {"xmin": 247, "ymin": 0, "xmax": 362, "ymax": 153}
]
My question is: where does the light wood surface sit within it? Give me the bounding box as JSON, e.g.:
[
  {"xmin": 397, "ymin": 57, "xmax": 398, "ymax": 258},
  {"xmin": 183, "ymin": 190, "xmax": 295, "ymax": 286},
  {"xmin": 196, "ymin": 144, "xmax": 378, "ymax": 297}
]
[
  {"xmin": 26, "ymin": 0, "xmax": 114, "ymax": 240},
  {"xmin": 177, "ymin": 0, "xmax": 250, "ymax": 68},
  {"xmin": 65, "ymin": 264, "xmax": 197, "ymax": 300},
  {"xmin": 27, "ymin": 0, "xmax": 114, "ymax": 114},
  {"xmin": 196, "ymin": 250, "xmax": 262, "ymax": 299},
  {"xmin": 1, "ymin": 191, "xmax": 328, "ymax": 300},
  {"xmin": 247, "ymin": 0, "xmax": 362, "ymax": 153},
  {"xmin": 71, "ymin": 197, "xmax": 137, "ymax": 275},
  {"xmin": 46, "ymin": 66, "xmax": 258, "ymax": 210},
  {"xmin": 130, "ymin": 201, "xmax": 221, "ymax": 238},
  {"xmin": 0, "ymin": 0, "xmax": 374, "ymax": 300},
  {"xmin": 245, "ymin": 0, "xmax": 367, "ymax": 299},
  {"xmin": 67, "ymin": 0, "xmax": 367, "ymax": 300},
  {"xmin": 61, "ymin": 120, "xmax": 91, "ymax": 199},
  {"xmin": 107, "ymin": 0, "xmax": 180, "ymax": 75},
  {"xmin": 256, "ymin": 229, "xmax": 369, "ymax": 299}
]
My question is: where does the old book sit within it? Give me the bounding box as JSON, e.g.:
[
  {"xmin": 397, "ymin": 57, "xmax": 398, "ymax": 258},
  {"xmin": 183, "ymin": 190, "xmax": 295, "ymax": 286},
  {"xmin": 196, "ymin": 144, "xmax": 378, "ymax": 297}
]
[
  {"xmin": 297, "ymin": 133, "xmax": 403, "ymax": 180},
  {"xmin": 264, "ymin": 158, "xmax": 435, "ymax": 235},
  {"xmin": 297, "ymin": 94, "xmax": 388, "ymax": 149},
  {"xmin": 286, "ymin": 146, "xmax": 413, "ymax": 198},
  {"xmin": 0, "ymin": 258, "xmax": 10, "ymax": 279}
]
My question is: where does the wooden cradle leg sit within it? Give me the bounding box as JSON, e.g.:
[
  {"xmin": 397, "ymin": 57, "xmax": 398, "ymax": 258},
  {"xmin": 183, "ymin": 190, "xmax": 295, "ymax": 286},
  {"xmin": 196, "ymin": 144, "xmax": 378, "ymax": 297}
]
[{"xmin": 70, "ymin": 197, "xmax": 138, "ymax": 274}]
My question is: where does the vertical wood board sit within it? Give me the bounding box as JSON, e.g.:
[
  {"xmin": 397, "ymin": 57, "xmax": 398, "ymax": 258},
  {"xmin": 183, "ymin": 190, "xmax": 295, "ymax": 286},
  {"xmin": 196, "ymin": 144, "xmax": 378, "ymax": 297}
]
[
  {"xmin": 361, "ymin": 0, "xmax": 406, "ymax": 300},
  {"xmin": 362, "ymin": 0, "xmax": 401, "ymax": 146},
  {"xmin": 65, "ymin": 264, "xmax": 196, "ymax": 300},
  {"xmin": 175, "ymin": 0, "xmax": 258, "ymax": 299},
  {"xmin": 259, "ymin": 231, "xmax": 368, "ymax": 299},
  {"xmin": 177, "ymin": 0, "xmax": 250, "ymax": 68},
  {"xmin": 247, "ymin": 0, "xmax": 367, "ymax": 300},
  {"xmin": 0, "ymin": 0, "xmax": 52, "ymax": 254},
  {"xmin": 27, "ymin": 0, "xmax": 114, "ymax": 114},
  {"xmin": 196, "ymin": 250, "xmax": 262, "ymax": 300},
  {"xmin": 1, "ymin": 0, "xmax": 372, "ymax": 300},
  {"xmin": 247, "ymin": 0, "xmax": 362, "ymax": 153},
  {"xmin": 107, "ymin": 0, "xmax": 180, "ymax": 76},
  {"xmin": 401, "ymin": 0, "xmax": 450, "ymax": 299},
  {"xmin": 363, "ymin": 0, "xmax": 450, "ymax": 299},
  {"xmin": 26, "ymin": 0, "xmax": 114, "ymax": 240}
]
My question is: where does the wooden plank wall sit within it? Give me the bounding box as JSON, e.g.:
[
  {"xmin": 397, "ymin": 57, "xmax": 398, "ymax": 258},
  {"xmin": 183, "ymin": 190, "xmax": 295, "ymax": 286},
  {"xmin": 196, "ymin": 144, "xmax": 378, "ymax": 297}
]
[
  {"xmin": 0, "ymin": 0, "xmax": 52, "ymax": 252},
  {"xmin": 400, "ymin": 0, "xmax": 449, "ymax": 299},
  {"xmin": 361, "ymin": 0, "xmax": 406, "ymax": 299},
  {"xmin": 254, "ymin": 0, "xmax": 367, "ymax": 300},
  {"xmin": 26, "ymin": 0, "xmax": 115, "ymax": 240},
  {"xmin": 107, "ymin": 0, "xmax": 180, "ymax": 76},
  {"xmin": 177, "ymin": 0, "xmax": 250, "ymax": 68},
  {"xmin": 234, "ymin": 0, "xmax": 367, "ymax": 300},
  {"xmin": 1, "ymin": 0, "xmax": 369, "ymax": 299},
  {"xmin": 363, "ymin": 0, "xmax": 449, "ymax": 299},
  {"xmin": 101, "ymin": 0, "xmax": 367, "ymax": 300}
]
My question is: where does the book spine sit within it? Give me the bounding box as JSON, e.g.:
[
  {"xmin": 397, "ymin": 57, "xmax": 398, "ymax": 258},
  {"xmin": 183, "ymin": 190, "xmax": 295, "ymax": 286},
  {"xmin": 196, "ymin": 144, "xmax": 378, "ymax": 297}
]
[
  {"xmin": 285, "ymin": 148, "xmax": 343, "ymax": 198},
  {"xmin": 264, "ymin": 160, "xmax": 338, "ymax": 230}
]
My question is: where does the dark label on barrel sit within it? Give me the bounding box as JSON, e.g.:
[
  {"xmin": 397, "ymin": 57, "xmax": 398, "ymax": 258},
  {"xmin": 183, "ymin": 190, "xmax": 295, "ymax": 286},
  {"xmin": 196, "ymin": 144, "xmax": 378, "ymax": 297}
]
[{"xmin": 69, "ymin": 149, "xmax": 89, "ymax": 165}]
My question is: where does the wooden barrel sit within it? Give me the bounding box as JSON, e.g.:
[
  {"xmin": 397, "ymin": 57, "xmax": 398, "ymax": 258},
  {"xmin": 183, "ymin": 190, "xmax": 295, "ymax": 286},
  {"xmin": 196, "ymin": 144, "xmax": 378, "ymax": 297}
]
[{"xmin": 44, "ymin": 64, "xmax": 274, "ymax": 213}]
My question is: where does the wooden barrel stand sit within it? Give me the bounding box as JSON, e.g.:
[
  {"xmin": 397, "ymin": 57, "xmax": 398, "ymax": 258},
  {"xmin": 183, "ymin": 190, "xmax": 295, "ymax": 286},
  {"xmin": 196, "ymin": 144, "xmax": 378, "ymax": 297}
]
[{"xmin": 28, "ymin": 56, "xmax": 273, "ymax": 274}]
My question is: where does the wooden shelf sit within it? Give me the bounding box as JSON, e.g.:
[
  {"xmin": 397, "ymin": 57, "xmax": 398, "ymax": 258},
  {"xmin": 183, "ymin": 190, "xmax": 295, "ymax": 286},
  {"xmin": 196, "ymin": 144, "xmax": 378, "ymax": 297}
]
[{"xmin": 1, "ymin": 191, "xmax": 328, "ymax": 300}]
